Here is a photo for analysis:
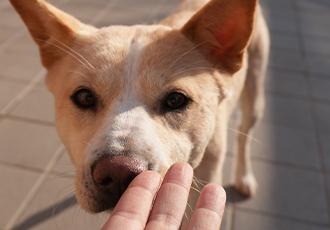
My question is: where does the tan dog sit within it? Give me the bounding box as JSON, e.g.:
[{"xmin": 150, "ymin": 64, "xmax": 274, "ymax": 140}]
[{"xmin": 10, "ymin": 0, "xmax": 269, "ymax": 217}]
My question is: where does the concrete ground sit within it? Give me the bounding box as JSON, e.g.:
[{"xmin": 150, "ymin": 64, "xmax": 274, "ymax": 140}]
[{"xmin": 0, "ymin": 0, "xmax": 330, "ymax": 229}]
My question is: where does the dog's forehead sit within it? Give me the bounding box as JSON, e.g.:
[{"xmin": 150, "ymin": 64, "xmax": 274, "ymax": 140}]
[{"xmin": 69, "ymin": 24, "xmax": 209, "ymax": 98}]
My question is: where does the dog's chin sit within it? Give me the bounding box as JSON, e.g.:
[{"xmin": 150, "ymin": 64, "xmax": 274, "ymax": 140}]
[{"xmin": 76, "ymin": 186, "xmax": 121, "ymax": 213}]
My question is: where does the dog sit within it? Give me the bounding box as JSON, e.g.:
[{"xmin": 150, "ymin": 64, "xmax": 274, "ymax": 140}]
[{"xmin": 10, "ymin": 0, "xmax": 269, "ymax": 218}]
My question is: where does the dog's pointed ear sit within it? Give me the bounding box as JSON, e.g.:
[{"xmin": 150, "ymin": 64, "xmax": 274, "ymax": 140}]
[
  {"xmin": 10, "ymin": 0, "xmax": 87, "ymax": 69},
  {"xmin": 181, "ymin": 0, "xmax": 258, "ymax": 75}
]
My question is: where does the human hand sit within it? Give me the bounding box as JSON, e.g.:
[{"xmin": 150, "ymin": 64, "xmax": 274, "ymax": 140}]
[{"xmin": 101, "ymin": 162, "xmax": 226, "ymax": 230}]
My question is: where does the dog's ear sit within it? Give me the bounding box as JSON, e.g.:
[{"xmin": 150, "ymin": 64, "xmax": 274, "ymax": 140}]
[
  {"xmin": 181, "ymin": 0, "xmax": 258, "ymax": 75},
  {"xmin": 10, "ymin": 0, "xmax": 88, "ymax": 69}
]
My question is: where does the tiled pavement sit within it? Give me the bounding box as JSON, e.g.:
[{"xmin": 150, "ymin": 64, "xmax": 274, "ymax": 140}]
[{"xmin": 0, "ymin": 0, "xmax": 330, "ymax": 229}]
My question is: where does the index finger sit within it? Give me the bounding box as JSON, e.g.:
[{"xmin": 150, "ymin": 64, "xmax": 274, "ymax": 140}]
[
  {"xmin": 145, "ymin": 162, "xmax": 193, "ymax": 230},
  {"xmin": 102, "ymin": 171, "xmax": 161, "ymax": 230}
]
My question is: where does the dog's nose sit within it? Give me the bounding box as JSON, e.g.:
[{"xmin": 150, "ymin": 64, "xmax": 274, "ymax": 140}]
[{"xmin": 93, "ymin": 156, "xmax": 147, "ymax": 192}]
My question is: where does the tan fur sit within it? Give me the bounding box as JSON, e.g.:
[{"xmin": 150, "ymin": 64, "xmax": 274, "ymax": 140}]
[{"xmin": 10, "ymin": 0, "xmax": 269, "ymax": 222}]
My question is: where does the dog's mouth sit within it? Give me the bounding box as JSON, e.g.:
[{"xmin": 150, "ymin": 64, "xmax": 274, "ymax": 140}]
[{"xmin": 76, "ymin": 155, "xmax": 149, "ymax": 213}]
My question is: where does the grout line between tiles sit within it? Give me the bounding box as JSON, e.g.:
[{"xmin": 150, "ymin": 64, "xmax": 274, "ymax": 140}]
[
  {"xmin": 5, "ymin": 114, "xmax": 55, "ymax": 127},
  {"xmin": 0, "ymin": 161, "xmax": 45, "ymax": 174},
  {"xmin": 4, "ymin": 145, "xmax": 66, "ymax": 230},
  {"xmin": 0, "ymin": 29, "xmax": 25, "ymax": 53}
]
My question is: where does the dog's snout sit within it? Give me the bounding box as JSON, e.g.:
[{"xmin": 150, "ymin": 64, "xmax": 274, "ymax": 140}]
[{"xmin": 93, "ymin": 156, "xmax": 147, "ymax": 192}]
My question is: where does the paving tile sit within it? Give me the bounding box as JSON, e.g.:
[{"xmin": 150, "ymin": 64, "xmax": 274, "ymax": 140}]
[
  {"xmin": 0, "ymin": 25, "xmax": 17, "ymax": 46},
  {"xmin": 47, "ymin": 0, "xmax": 69, "ymax": 7},
  {"xmin": 270, "ymin": 33, "xmax": 300, "ymax": 52},
  {"xmin": 260, "ymin": 1, "xmax": 296, "ymax": 19},
  {"xmin": 296, "ymin": 0, "xmax": 330, "ymax": 14},
  {"xmin": 265, "ymin": 70, "xmax": 309, "ymax": 98},
  {"xmin": 0, "ymin": 5, "xmax": 25, "ymax": 29},
  {"xmin": 299, "ymin": 11, "xmax": 330, "ymax": 39},
  {"xmin": 70, "ymin": 0, "xmax": 111, "ymax": 6},
  {"xmin": 0, "ymin": 118, "xmax": 62, "ymax": 171},
  {"xmin": 0, "ymin": 50, "xmax": 44, "ymax": 81},
  {"xmin": 251, "ymin": 121, "xmax": 320, "ymax": 169},
  {"xmin": 260, "ymin": 4, "xmax": 298, "ymax": 34},
  {"xmin": 306, "ymin": 53, "xmax": 330, "ymax": 76},
  {"xmin": 310, "ymin": 77, "xmax": 330, "ymax": 102},
  {"xmin": 301, "ymin": 24, "xmax": 330, "ymax": 40},
  {"xmin": 262, "ymin": 94, "xmax": 314, "ymax": 129},
  {"xmin": 220, "ymin": 204, "xmax": 233, "ymax": 230},
  {"xmin": 268, "ymin": 50, "xmax": 304, "ymax": 72},
  {"xmin": 261, "ymin": 0, "xmax": 294, "ymax": 7},
  {"xmin": 233, "ymin": 210, "xmax": 330, "ymax": 230},
  {"xmin": 303, "ymin": 37, "xmax": 330, "ymax": 57},
  {"xmin": 96, "ymin": 7, "xmax": 154, "ymax": 27},
  {"xmin": 13, "ymin": 176, "xmax": 108, "ymax": 230},
  {"xmin": 314, "ymin": 101, "xmax": 330, "ymax": 134},
  {"xmin": 235, "ymin": 160, "xmax": 329, "ymax": 224},
  {"xmin": 0, "ymin": 79, "xmax": 26, "ymax": 111},
  {"xmin": 9, "ymin": 86, "xmax": 55, "ymax": 123},
  {"xmin": 320, "ymin": 133, "xmax": 330, "ymax": 172},
  {"xmin": 266, "ymin": 18, "xmax": 299, "ymax": 35},
  {"xmin": 95, "ymin": 0, "xmax": 178, "ymax": 27},
  {"xmin": 0, "ymin": 165, "xmax": 39, "ymax": 228},
  {"xmin": 115, "ymin": 0, "xmax": 164, "ymax": 10},
  {"xmin": 5, "ymin": 30, "xmax": 39, "ymax": 55},
  {"xmin": 60, "ymin": 2, "xmax": 106, "ymax": 23},
  {"xmin": 298, "ymin": 10, "xmax": 330, "ymax": 26}
]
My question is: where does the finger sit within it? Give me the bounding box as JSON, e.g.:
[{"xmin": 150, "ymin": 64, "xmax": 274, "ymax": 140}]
[
  {"xmin": 187, "ymin": 184, "xmax": 226, "ymax": 230},
  {"xmin": 145, "ymin": 162, "xmax": 193, "ymax": 230},
  {"xmin": 102, "ymin": 171, "xmax": 161, "ymax": 230}
]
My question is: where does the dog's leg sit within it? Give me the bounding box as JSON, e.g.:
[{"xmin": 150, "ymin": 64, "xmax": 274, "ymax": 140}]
[
  {"xmin": 235, "ymin": 77, "xmax": 263, "ymax": 197},
  {"xmin": 235, "ymin": 9, "xmax": 269, "ymax": 197}
]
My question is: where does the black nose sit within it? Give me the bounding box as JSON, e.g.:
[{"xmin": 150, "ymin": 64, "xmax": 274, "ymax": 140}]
[{"xmin": 92, "ymin": 156, "xmax": 147, "ymax": 193}]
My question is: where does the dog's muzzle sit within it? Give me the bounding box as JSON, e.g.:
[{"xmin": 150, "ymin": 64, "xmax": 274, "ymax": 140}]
[{"xmin": 89, "ymin": 155, "xmax": 148, "ymax": 211}]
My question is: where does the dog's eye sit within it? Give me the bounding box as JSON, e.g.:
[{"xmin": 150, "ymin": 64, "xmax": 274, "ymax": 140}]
[
  {"xmin": 73, "ymin": 89, "xmax": 95, "ymax": 108},
  {"xmin": 165, "ymin": 92, "xmax": 188, "ymax": 110}
]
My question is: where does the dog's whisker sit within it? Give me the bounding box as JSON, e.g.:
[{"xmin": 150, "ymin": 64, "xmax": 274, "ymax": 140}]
[
  {"xmin": 227, "ymin": 127, "xmax": 261, "ymax": 144},
  {"xmin": 192, "ymin": 178, "xmax": 199, "ymax": 189},
  {"xmin": 52, "ymin": 187, "xmax": 76, "ymax": 218},
  {"xmin": 169, "ymin": 60, "xmax": 212, "ymax": 74},
  {"xmin": 48, "ymin": 172, "xmax": 75, "ymax": 182},
  {"xmin": 162, "ymin": 41, "xmax": 207, "ymax": 77},
  {"xmin": 34, "ymin": 37, "xmax": 96, "ymax": 74},
  {"xmin": 193, "ymin": 175, "xmax": 209, "ymax": 186},
  {"xmin": 171, "ymin": 66, "xmax": 218, "ymax": 78},
  {"xmin": 56, "ymin": 68, "xmax": 92, "ymax": 81},
  {"xmin": 73, "ymin": 203, "xmax": 83, "ymax": 223},
  {"xmin": 52, "ymin": 191, "xmax": 76, "ymax": 218},
  {"xmin": 47, "ymin": 34, "xmax": 96, "ymax": 73},
  {"xmin": 190, "ymin": 185, "xmax": 201, "ymax": 194},
  {"xmin": 55, "ymin": 185, "xmax": 75, "ymax": 203},
  {"xmin": 186, "ymin": 201, "xmax": 194, "ymax": 214}
]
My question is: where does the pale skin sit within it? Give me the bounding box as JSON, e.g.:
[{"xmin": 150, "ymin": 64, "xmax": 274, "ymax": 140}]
[{"xmin": 102, "ymin": 162, "xmax": 226, "ymax": 230}]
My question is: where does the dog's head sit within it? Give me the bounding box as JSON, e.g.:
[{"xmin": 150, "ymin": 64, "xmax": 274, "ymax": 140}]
[{"xmin": 10, "ymin": 0, "xmax": 257, "ymax": 213}]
